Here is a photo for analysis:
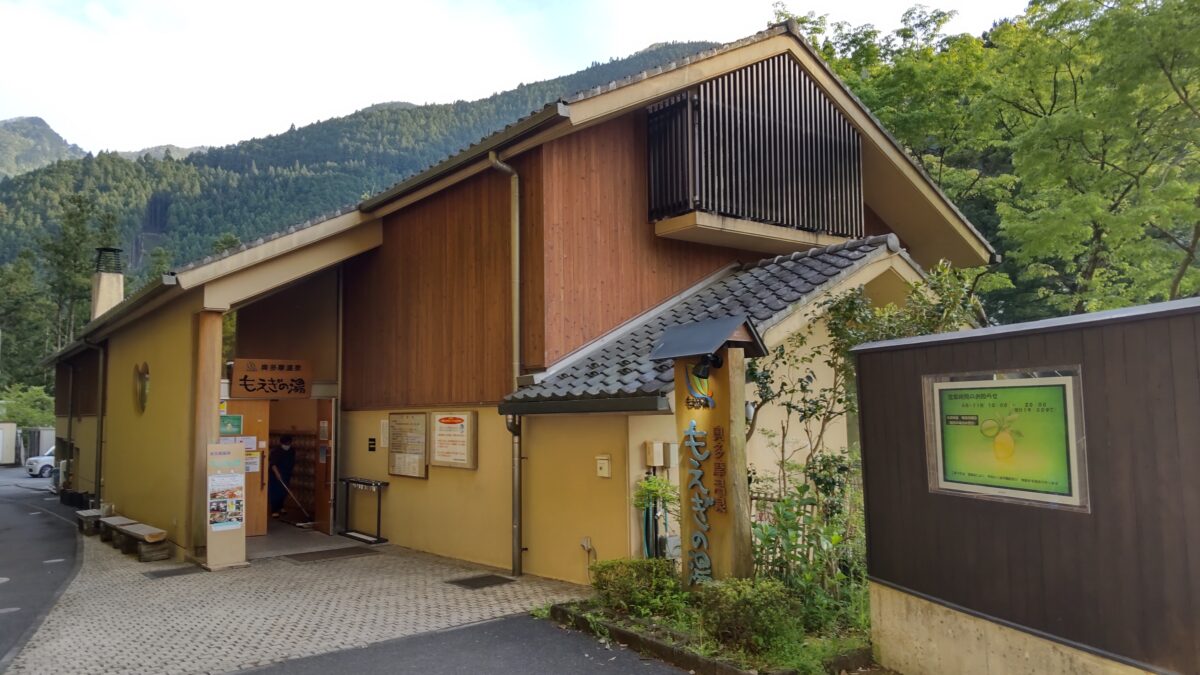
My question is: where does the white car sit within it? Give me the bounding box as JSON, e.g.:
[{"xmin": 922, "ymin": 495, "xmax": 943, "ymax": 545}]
[{"xmin": 25, "ymin": 447, "xmax": 54, "ymax": 478}]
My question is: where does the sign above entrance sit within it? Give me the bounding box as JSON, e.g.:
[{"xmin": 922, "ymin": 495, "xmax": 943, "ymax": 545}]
[{"xmin": 230, "ymin": 358, "xmax": 312, "ymax": 399}]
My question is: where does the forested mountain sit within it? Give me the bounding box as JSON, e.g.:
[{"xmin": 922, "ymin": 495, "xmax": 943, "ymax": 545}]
[
  {"xmin": 0, "ymin": 117, "xmax": 86, "ymax": 178},
  {"xmin": 0, "ymin": 41, "xmax": 718, "ymax": 271},
  {"xmin": 115, "ymin": 145, "xmax": 207, "ymax": 161}
]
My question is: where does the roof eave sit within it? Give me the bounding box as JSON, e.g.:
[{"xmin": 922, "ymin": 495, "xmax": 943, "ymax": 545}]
[
  {"xmin": 42, "ymin": 274, "xmax": 181, "ymax": 365},
  {"xmin": 359, "ymin": 103, "xmax": 571, "ymax": 213},
  {"xmin": 499, "ymin": 394, "xmax": 670, "ymax": 416}
]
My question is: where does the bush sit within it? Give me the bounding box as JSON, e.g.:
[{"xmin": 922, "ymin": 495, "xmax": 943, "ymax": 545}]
[
  {"xmin": 590, "ymin": 558, "xmax": 687, "ymax": 619},
  {"xmin": 696, "ymin": 578, "xmax": 794, "ymax": 654}
]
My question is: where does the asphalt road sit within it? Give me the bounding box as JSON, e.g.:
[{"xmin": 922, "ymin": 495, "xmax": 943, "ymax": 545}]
[
  {"xmin": 243, "ymin": 613, "xmax": 684, "ymax": 675},
  {"xmin": 0, "ymin": 465, "xmax": 80, "ymax": 670}
]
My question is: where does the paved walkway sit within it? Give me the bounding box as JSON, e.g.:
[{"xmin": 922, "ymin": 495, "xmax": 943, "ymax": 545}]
[{"xmin": 7, "ymin": 535, "xmax": 588, "ymax": 674}]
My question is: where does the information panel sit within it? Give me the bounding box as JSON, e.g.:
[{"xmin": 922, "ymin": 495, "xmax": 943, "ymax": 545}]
[
  {"xmin": 430, "ymin": 412, "xmax": 478, "ymax": 469},
  {"xmin": 388, "ymin": 413, "xmax": 427, "ymax": 479},
  {"xmin": 925, "ymin": 370, "xmax": 1088, "ymax": 509}
]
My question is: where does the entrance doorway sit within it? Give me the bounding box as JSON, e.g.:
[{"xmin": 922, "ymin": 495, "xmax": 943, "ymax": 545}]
[{"xmin": 222, "ymin": 396, "xmax": 354, "ymax": 560}]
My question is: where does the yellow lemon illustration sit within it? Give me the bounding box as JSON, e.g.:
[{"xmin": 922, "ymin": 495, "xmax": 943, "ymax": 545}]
[
  {"xmin": 992, "ymin": 430, "xmax": 1015, "ymax": 460},
  {"xmin": 980, "ymin": 419, "xmax": 1000, "ymax": 438}
]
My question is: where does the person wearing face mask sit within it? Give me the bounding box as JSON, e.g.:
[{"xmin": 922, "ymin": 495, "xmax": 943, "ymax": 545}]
[{"xmin": 269, "ymin": 435, "xmax": 297, "ymax": 518}]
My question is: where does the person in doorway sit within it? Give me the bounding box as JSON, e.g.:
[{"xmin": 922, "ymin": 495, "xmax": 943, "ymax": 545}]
[{"xmin": 269, "ymin": 435, "xmax": 297, "ymax": 517}]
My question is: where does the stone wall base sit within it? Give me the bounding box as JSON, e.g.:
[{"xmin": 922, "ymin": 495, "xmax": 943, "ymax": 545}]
[{"xmin": 870, "ymin": 582, "xmax": 1154, "ymax": 675}]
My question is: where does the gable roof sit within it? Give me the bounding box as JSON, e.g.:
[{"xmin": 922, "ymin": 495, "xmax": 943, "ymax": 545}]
[
  {"xmin": 499, "ymin": 234, "xmax": 909, "ymax": 415},
  {"xmin": 359, "ymin": 21, "xmax": 993, "ymax": 267}
]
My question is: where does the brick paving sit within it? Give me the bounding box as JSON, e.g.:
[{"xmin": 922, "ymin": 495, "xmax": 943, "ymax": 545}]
[{"xmin": 7, "ymin": 536, "xmax": 588, "ymax": 674}]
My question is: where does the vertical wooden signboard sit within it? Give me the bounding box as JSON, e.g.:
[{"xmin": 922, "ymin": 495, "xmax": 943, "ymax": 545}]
[
  {"xmin": 672, "ymin": 347, "xmax": 753, "ymax": 587},
  {"xmin": 205, "ymin": 442, "xmax": 246, "ymax": 570}
]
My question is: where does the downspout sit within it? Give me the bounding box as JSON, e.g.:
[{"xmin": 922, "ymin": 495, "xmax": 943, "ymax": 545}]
[
  {"xmin": 489, "ymin": 150, "xmax": 524, "ymax": 577},
  {"xmin": 65, "ymin": 364, "xmax": 74, "ymax": 486},
  {"xmin": 81, "ymin": 339, "xmax": 106, "ymax": 508}
]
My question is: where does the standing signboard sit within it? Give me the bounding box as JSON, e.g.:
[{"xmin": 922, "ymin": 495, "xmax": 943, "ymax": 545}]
[
  {"xmin": 205, "ymin": 442, "xmax": 246, "ymax": 569},
  {"xmin": 924, "ymin": 369, "xmax": 1088, "ymax": 510}
]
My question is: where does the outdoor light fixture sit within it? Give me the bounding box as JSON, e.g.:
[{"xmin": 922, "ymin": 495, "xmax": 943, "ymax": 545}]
[{"xmin": 691, "ymin": 353, "xmax": 724, "ymax": 379}]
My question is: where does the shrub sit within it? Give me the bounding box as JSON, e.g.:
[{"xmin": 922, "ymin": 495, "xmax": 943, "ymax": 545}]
[
  {"xmin": 590, "ymin": 558, "xmax": 687, "ymax": 619},
  {"xmin": 696, "ymin": 578, "xmax": 794, "ymax": 654}
]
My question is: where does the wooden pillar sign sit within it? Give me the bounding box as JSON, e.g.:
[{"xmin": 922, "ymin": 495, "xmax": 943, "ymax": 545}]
[{"xmin": 673, "ymin": 347, "xmax": 753, "ymax": 586}]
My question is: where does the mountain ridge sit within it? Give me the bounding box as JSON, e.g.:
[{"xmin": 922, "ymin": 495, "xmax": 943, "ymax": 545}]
[{"xmin": 0, "ymin": 40, "xmax": 720, "ymax": 269}]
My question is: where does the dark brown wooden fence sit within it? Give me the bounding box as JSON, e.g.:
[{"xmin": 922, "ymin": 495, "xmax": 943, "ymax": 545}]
[
  {"xmin": 854, "ymin": 299, "xmax": 1200, "ymax": 675},
  {"xmin": 647, "ymin": 54, "xmax": 864, "ymax": 237}
]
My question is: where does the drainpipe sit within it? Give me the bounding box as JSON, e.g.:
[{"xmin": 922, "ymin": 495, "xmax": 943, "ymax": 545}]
[
  {"xmin": 489, "ymin": 150, "xmax": 523, "ymax": 577},
  {"xmin": 65, "ymin": 364, "xmax": 74, "ymax": 484},
  {"xmin": 81, "ymin": 340, "xmax": 106, "ymax": 508}
]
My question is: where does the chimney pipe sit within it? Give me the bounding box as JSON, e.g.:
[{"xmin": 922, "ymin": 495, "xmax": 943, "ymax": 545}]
[{"xmin": 91, "ymin": 247, "xmax": 124, "ymax": 320}]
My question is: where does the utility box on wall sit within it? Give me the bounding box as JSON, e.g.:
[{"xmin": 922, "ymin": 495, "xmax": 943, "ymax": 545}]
[{"xmin": 644, "ymin": 441, "xmax": 677, "ymax": 468}]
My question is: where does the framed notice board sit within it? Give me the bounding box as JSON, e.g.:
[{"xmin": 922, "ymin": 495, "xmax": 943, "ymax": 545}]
[
  {"xmin": 430, "ymin": 411, "xmax": 478, "ymax": 469},
  {"xmin": 923, "ymin": 368, "xmax": 1089, "ymax": 510},
  {"xmin": 387, "ymin": 413, "xmax": 427, "ymax": 479}
]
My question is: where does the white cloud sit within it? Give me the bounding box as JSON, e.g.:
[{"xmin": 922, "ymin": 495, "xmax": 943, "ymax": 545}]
[{"xmin": 0, "ymin": 0, "xmax": 1026, "ymax": 152}]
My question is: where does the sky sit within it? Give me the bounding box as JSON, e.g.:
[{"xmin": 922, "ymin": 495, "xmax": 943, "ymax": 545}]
[{"xmin": 0, "ymin": 0, "xmax": 1029, "ymax": 152}]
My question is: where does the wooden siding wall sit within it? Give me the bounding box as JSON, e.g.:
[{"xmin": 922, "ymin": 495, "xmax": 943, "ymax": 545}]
[
  {"xmin": 539, "ymin": 113, "xmax": 753, "ymax": 365},
  {"xmin": 235, "ymin": 267, "xmax": 339, "ymax": 382},
  {"xmin": 54, "ymin": 350, "xmax": 101, "ymax": 416},
  {"xmin": 648, "ymin": 54, "xmax": 864, "ymax": 237},
  {"xmin": 857, "ymin": 311, "xmax": 1200, "ymax": 674},
  {"xmin": 341, "ymin": 152, "xmax": 541, "ymax": 409}
]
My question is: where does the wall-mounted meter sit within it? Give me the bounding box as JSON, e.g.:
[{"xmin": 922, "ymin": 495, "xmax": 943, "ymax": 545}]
[
  {"xmin": 595, "ymin": 454, "xmax": 612, "ymax": 478},
  {"xmin": 644, "ymin": 441, "xmax": 677, "ymax": 468}
]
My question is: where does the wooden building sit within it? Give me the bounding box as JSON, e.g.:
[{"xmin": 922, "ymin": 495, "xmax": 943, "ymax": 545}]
[{"xmin": 49, "ymin": 22, "xmax": 992, "ymax": 583}]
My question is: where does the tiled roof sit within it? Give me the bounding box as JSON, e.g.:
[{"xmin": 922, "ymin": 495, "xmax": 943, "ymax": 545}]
[{"xmin": 501, "ymin": 234, "xmax": 902, "ymax": 413}]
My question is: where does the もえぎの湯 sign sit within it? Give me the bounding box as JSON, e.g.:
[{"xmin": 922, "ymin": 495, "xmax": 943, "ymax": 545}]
[
  {"xmin": 926, "ymin": 371, "xmax": 1088, "ymax": 509},
  {"xmin": 230, "ymin": 358, "xmax": 311, "ymax": 398}
]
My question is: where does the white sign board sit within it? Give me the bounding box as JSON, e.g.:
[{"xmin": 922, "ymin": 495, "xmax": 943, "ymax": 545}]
[
  {"xmin": 388, "ymin": 413, "xmax": 427, "ymax": 479},
  {"xmin": 430, "ymin": 412, "xmax": 477, "ymax": 470}
]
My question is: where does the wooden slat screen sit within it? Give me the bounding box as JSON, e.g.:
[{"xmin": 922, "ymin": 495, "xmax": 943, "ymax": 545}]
[{"xmin": 648, "ymin": 54, "xmax": 863, "ymax": 237}]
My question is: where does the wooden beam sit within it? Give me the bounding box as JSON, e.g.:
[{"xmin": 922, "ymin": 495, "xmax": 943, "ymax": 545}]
[{"xmin": 189, "ymin": 310, "xmax": 223, "ymax": 556}]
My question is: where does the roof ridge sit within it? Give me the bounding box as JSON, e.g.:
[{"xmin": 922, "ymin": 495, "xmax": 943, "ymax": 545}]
[{"xmin": 744, "ymin": 233, "xmax": 899, "ymax": 270}]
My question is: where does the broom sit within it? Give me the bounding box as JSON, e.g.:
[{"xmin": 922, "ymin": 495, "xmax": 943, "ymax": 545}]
[{"xmin": 272, "ymin": 465, "xmax": 314, "ymax": 528}]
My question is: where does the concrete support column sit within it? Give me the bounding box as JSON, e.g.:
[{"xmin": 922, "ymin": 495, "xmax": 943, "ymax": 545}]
[{"xmin": 189, "ymin": 310, "xmax": 224, "ymax": 556}]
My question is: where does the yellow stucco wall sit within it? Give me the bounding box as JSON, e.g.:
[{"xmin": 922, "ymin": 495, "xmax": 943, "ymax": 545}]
[
  {"xmin": 100, "ymin": 290, "xmax": 201, "ymax": 546},
  {"xmin": 341, "ymin": 407, "xmax": 512, "ymax": 570},
  {"xmin": 523, "ymin": 413, "xmax": 631, "ymax": 584},
  {"xmin": 55, "ymin": 415, "xmax": 98, "ymax": 493}
]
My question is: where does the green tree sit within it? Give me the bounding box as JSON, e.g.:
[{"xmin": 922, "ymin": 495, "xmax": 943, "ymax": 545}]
[
  {"xmin": 40, "ymin": 194, "xmax": 101, "ymax": 348},
  {"xmin": 0, "ymin": 252, "xmax": 55, "ymax": 389},
  {"xmin": 0, "ymin": 383, "xmax": 55, "ymax": 427}
]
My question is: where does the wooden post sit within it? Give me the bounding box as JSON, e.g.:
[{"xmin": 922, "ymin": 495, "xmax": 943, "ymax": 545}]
[
  {"xmin": 673, "ymin": 346, "xmax": 753, "ymax": 587},
  {"xmin": 190, "ymin": 310, "xmax": 223, "ymax": 558}
]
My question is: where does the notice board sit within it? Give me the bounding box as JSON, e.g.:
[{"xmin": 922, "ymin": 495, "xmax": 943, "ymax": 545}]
[
  {"xmin": 388, "ymin": 413, "xmax": 427, "ymax": 479},
  {"xmin": 924, "ymin": 369, "xmax": 1088, "ymax": 510},
  {"xmin": 430, "ymin": 411, "xmax": 477, "ymax": 469}
]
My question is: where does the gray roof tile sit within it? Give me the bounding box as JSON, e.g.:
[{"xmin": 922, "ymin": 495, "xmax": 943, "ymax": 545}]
[{"xmin": 503, "ymin": 234, "xmax": 901, "ymax": 408}]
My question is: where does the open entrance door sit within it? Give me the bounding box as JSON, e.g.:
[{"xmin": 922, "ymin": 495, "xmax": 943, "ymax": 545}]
[
  {"xmin": 222, "ymin": 399, "xmax": 269, "ymax": 537},
  {"xmin": 266, "ymin": 398, "xmax": 337, "ymax": 535}
]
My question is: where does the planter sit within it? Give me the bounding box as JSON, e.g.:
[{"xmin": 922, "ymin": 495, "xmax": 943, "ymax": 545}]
[{"xmin": 550, "ymin": 602, "xmax": 795, "ymax": 675}]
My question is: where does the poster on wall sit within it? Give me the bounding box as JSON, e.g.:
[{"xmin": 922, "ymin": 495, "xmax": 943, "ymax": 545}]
[
  {"xmin": 387, "ymin": 413, "xmax": 427, "ymax": 479},
  {"xmin": 430, "ymin": 412, "xmax": 477, "ymax": 469},
  {"xmin": 219, "ymin": 415, "xmax": 243, "ymax": 436},
  {"xmin": 924, "ymin": 369, "xmax": 1088, "ymax": 510}
]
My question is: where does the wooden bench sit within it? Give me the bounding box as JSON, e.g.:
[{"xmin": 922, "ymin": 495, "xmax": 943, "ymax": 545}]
[
  {"xmin": 114, "ymin": 523, "xmax": 171, "ymax": 562},
  {"xmin": 75, "ymin": 509, "xmax": 104, "ymax": 536},
  {"xmin": 98, "ymin": 516, "xmax": 137, "ymax": 544}
]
